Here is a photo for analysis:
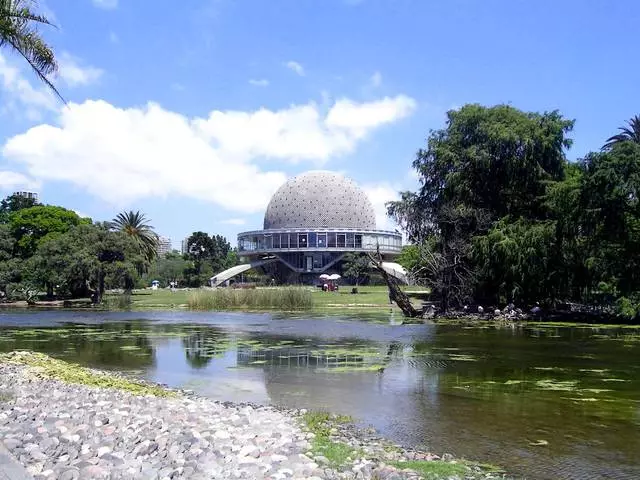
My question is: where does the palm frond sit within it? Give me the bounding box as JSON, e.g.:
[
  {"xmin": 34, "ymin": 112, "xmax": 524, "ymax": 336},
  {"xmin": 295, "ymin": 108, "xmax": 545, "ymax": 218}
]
[
  {"xmin": 602, "ymin": 115, "xmax": 640, "ymax": 150},
  {"xmin": 0, "ymin": 0, "xmax": 64, "ymax": 102}
]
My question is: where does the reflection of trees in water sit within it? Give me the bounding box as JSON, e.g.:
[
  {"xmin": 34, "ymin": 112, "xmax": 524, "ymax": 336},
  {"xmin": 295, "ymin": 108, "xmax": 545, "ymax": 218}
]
[
  {"xmin": 0, "ymin": 322, "xmax": 155, "ymax": 369},
  {"xmin": 181, "ymin": 327, "xmax": 231, "ymax": 369}
]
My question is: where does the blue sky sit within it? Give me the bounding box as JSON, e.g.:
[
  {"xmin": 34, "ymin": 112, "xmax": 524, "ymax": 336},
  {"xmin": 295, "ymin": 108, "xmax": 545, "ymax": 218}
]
[{"xmin": 0, "ymin": 0, "xmax": 638, "ymax": 249}]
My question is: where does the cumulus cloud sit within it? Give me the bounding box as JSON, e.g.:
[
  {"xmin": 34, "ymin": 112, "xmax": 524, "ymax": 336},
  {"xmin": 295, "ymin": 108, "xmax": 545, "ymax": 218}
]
[
  {"xmin": 0, "ymin": 52, "xmax": 56, "ymax": 118},
  {"xmin": 284, "ymin": 61, "xmax": 305, "ymax": 76},
  {"xmin": 92, "ymin": 0, "xmax": 118, "ymax": 9},
  {"xmin": 0, "ymin": 171, "xmax": 41, "ymax": 191},
  {"xmin": 326, "ymin": 95, "xmax": 416, "ymax": 134},
  {"xmin": 57, "ymin": 53, "xmax": 104, "ymax": 87},
  {"xmin": 362, "ymin": 183, "xmax": 400, "ymax": 231},
  {"xmin": 2, "ymin": 94, "xmax": 415, "ymax": 213},
  {"xmin": 249, "ymin": 79, "xmax": 269, "ymax": 87},
  {"xmin": 194, "ymin": 94, "xmax": 415, "ymax": 163}
]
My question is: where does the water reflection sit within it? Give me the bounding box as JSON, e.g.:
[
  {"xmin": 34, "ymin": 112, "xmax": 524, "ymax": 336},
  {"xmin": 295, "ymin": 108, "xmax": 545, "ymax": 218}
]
[{"xmin": 0, "ymin": 311, "xmax": 639, "ymax": 480}]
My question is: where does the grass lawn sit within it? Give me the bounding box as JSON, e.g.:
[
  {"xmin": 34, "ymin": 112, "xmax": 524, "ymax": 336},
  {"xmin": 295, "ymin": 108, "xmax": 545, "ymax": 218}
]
[
  {"xmin": 124, "ymin": 285, "xmax": 428, "ymax": 312},
  {"xmin": 128, "ymin": 289, "xmax": 190, "ymax": 308}
]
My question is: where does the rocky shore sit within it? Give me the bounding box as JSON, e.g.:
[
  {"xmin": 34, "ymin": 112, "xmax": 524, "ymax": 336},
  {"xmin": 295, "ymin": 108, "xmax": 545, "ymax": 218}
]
[{"xmin": 0, "ymin": 352, "xmax": 509, "ymax": 480}]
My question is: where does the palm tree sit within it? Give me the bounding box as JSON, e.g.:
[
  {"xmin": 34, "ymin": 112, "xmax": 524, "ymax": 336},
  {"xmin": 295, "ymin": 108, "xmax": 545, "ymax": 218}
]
[
  {"xmin": 603, "ymin": 115, "xmax": 640, "ymax": 150},
  {"xmin": 0, "ymin": 0, "xmax": 62, "ymax": 101},
  {"xmin": 111, "ymin": 210, "xmax": 159, "ymax": 263}
]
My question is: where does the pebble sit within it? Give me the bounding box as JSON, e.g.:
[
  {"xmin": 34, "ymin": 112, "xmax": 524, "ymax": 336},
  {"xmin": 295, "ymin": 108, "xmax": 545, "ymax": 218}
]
[{"xmin": 0, "ymin": 361, "xmax": 500, "ymax": 480}]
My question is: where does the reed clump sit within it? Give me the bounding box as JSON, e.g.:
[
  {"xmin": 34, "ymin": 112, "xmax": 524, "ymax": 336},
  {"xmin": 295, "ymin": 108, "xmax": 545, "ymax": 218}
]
[{"xmin": 188, "ymin": 287, "xmax": 313, "ymax": 311}]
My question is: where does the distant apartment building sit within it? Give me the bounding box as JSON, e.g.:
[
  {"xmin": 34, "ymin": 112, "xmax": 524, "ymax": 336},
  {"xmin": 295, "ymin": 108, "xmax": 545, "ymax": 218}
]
[
  {"xmin": 181, "ymin": 237, "xmax": 190, "ymax": 255},
  {"xmin": 13, "ymin": 191, "xmax": 39, "ymax": 203},
  {"xmin": 156, "ymin": 236, "xmax": 173, "ymax": 257}
]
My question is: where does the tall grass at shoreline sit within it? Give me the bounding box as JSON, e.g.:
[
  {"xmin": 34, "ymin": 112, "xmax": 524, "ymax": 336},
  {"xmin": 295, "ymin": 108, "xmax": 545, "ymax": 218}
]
[{"xmin": 188, "ymin": 287, "xmax": 313, "ymax": 311}]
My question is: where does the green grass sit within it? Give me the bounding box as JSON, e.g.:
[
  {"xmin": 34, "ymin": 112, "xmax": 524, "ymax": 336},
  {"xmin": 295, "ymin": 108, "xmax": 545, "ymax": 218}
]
[
  {"xmin": 129, "ymin": 289, "xmax": 190, "ymax": 308},
  {"xmin": 188, "ymin": 287, "xmax": 313, "ymax": 310},
  {"xmin": 125, "ymin": 285, "xmax": 427, "ymax": 313},
  {"xmin": 391, "ymin": 460, "xmax": 470, "ymax": 479},
  {"xmin": 0, "ymin": 351, "xmax": 175, "ymax": 397},
  {"xmin": 301, "ymin": 411, "xmax": 357, "ymax": 467}
]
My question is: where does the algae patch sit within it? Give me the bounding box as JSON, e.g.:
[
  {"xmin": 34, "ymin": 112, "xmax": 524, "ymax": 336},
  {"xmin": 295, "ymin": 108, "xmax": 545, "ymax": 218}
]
[{"xmin": 0, "ymin": 351, "xmax": 175, "ymax": 398}]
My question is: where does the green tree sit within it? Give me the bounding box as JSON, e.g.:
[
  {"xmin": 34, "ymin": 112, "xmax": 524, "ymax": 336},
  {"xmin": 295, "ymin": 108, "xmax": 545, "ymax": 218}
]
[
  {"xmin": 388, "ymin": 104, "xmax": 574, "ymax": 311},
  {"xmin": 9, "ymin": 205, "xmax": 86, "ymax": 257},
  {"xmin": 29, "ymin": 223, "xmax": 144, "ymax": 302},
  {"xmin": 0, "ymin": 0, "xmax": 62, "ymax": 100},
  {"xmin": 0, "ymin": 224, "xmax": 22, "ymax": 300},
  {"xmin": 111, "ymin": 210, "xmax": 158, "ymax": 264},
  {"xmin": 0, "ymin": 193, "xmax": 40, "ymax": 223},
  {"xmin": 146, "ymin": 252, "xmax": 189, "ymax": 287},
  {"xmin": 603, "ymin": 115, "xmax": 640, "ymax": 150},
  {"xmin": 578, "ymin": 142, "xmax": 640, "ymax": 300},
  {"xmin": 342, "ymin": 253, "xmax": 370, "ymax": 286},
  {"xmin": 185, "ymin": 232, "xmax": 234, "ymax": 285}
]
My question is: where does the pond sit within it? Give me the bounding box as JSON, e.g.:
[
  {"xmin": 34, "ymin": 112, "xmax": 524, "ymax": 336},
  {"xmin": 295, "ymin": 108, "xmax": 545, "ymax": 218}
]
[{"xmin": 0, "ymin": 309, "xmax": 639, "ymax": 480}]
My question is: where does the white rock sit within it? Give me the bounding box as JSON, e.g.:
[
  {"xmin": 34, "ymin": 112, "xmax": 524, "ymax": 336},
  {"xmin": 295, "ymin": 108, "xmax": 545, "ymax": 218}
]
[{"xmin": 214, "ymin": 430, "xmax": 231, "ymax": 440}]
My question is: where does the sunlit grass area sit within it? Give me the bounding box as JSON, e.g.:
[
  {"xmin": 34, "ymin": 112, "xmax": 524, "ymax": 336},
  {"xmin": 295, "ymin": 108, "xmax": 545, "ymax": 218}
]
[{"xmin": 123, "ymin": 285, "xmax": 428, "ymax": 312}]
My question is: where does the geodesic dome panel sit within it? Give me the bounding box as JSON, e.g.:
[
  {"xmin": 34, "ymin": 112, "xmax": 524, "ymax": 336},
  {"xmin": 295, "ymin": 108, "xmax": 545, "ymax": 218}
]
[{"xmin": 263, "ymin": 171, "xmax": 377, "ymax": 230}]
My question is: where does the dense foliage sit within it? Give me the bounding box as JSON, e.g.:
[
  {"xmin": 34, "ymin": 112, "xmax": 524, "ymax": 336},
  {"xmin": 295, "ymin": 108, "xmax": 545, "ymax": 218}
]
[
  {"xmin": 0, "ymin": 196, "xmax": 235, "ymax": 302},
  {"xmin": 390, "ymin": 106, "xmax": 640, "ymax": 319}
]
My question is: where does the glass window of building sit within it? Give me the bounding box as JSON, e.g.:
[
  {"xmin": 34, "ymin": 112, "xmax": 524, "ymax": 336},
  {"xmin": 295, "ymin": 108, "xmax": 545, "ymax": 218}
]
[
  {"xmin": 346, "ymin": 233, "xmax": 354, "ymax": 248},
  {"xmin": 317, "ymin": 233, "xmax": 326, "ymax": 247},
  {"xmin": 337, "ymin": 234, "xmax": 346, "ymax": 248},
  {"xmin": 265, "ymin": 235, "xmax": 273, "ymax": 249},
  {"xmin": 298, "ymin": 234, "xmax": 307, "ymax": 248},
  {"xmin": 281, "ymin": 234, "xmax": 289, "ymax": 249},
  {"xmin": 273, "ymin": 234, "xmax": 280, "ymax": 249},
  {"xmin": 290, "ymin": 234, "xmax": 298, "ymax": 248},
  {"xmin": 355, "ymin": 234, "xmax": 362, "ymax": 248},
  {"xmin": 328, "ymin": 232, "xmax": 336, "ymax": 247},
  {"xmin": 308, "ymin": 232, "xmax": 317, "ymax": 248}
]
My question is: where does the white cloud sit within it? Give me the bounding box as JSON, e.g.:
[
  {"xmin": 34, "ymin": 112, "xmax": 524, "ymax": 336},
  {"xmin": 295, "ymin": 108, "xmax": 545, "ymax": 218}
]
[
  {"xmin": 57, "ymin": 52, "xmax": 103, "ymax": 87},
  {"xmin": 171, "ymin": 83, "xmax": 186, "ymax": 91},
  {"xmin": 370, "ymin": 71, "xmax": 382, "ymax": 88},
  {"xmin": 0, "ymin": 52, "xmax": 57, "ymax": 118},
  {"xmin": 2, "ymin": 94, "xmax": 415, "ymax": 213},
  {"xmin": 284, "ymin": 61, "xmax": 305, "ymax": 76},
  {"xmin": 92, "ymin": 0, "xmax": 118, "ymax": 9},
  {"xmin": 108, "ymin": 31, "xmax": 119, "ymax": 44},
  {"xmin": 221, "ymin": 218, "xmax": 246, "ymax": 225},
  {"xmin": 0, "ymin": 171, "xmax": 41, "ymax": 191},
  {"xmin": 73, "ymin": 209, "xmax": 92, "ymax": 219},
  {"xmin": 249, "ymin": 78, "xmax": 269, "ymax": 87},
  {"xmin": 326, "ymin": 95, "xmax": 416, "ymax": 134},
  {"xmin": 194, "ymin": 94, "xmax": 415, "ymax": 163},
  {"xmin": 362, "ymin": 183, "xmax": 400, "ymax": 231}
]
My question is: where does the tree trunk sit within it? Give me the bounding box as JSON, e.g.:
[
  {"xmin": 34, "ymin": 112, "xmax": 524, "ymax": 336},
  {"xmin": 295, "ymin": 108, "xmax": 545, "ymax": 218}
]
[{"xmin": 367, "ymin": 251, "xmax": 420, "ymax": 318}]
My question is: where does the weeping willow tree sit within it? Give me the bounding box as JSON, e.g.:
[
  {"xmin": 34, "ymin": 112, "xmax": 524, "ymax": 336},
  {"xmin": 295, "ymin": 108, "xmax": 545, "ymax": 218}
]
[
  {"xmin": 388, "ymin": 104, "xmax": 575, "ymax": 312},
  {"xmin": 0, "ymin": 0, "xmax": 62, "ymax": 101}
]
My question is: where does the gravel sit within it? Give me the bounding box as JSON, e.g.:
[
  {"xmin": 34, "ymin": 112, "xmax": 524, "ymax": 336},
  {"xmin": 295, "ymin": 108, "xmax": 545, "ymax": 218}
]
[{"xmin": 0, "ymin": 361, "xmax": 507, "ymax": 480}]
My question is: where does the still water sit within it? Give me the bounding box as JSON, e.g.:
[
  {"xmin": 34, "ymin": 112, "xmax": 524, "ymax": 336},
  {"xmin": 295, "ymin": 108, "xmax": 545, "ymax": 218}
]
[{"xmin": 1, "ymin": 309, "xmax": 639, "ymax": 479}]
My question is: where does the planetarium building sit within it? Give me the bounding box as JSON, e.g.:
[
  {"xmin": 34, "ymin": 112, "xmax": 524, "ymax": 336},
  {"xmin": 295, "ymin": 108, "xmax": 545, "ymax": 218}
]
[{"xmin": 214, "ymin": 171, "xmax": 403, "ymax": 285}]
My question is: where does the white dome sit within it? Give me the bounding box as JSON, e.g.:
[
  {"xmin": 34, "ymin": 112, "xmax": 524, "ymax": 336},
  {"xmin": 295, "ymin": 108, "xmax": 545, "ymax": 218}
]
[{"xmin": 263, "ymin": 171, "xmax": 377, "ymax": 230}]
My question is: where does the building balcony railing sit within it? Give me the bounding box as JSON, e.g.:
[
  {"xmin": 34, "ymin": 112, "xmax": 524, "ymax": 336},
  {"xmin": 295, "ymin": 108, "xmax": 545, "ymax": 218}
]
[
  {"xmin": 238, "ymin": 244, "xmax": 402, "ymax": 255},
  {"xmin": 237, "ymin": 228, "xmax": 403, "ymax": 255}
]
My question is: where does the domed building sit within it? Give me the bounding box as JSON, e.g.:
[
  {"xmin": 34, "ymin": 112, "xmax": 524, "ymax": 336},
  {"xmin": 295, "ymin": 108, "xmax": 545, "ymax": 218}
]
[{"xmin": 212, "ymin": 171, "xmax": 404, "ymax": 285}]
